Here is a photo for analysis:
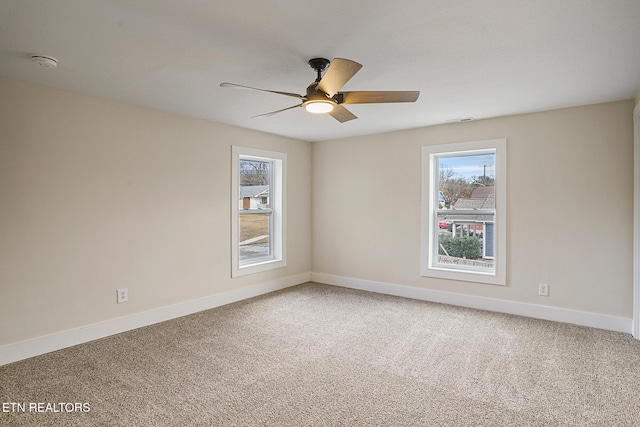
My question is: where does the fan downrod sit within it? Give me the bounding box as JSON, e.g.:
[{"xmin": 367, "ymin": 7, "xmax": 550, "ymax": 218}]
[{"xmin": 308, "ymin": 58, "xmax": 330, "ymax": 81}]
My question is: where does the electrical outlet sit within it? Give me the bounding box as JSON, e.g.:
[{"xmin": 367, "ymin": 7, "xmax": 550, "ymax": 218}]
[
  {"xmin": 117, "ymin": 288, "xmax": 128, "ymax": 304},
  {"xmin": 538, "ymin": 283, "xmax": 549, "ymax": 297}
]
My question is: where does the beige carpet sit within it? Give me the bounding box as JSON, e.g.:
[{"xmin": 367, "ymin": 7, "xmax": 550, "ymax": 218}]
[{"xmin": 1, "ymin": 283, "xmax": 639, "ymax": 426}]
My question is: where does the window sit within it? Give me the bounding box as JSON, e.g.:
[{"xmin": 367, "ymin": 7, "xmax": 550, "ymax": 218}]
[
  {"xmin": 231, "ymin": 146, "xmax": 286, "ymax": 277},
  {"xmin": 421, "ymin": 139, "xmax": 506, "ymax": 285}
]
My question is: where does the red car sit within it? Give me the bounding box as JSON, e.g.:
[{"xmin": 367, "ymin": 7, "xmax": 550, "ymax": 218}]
[{"xmin": 439, "ymin": 221, "xmax": 451, "ymax": 229}]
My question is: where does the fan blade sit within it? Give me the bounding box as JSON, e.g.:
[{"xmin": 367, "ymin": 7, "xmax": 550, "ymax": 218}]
[
  {"xmin": 339, "ymin": 91, "xmax": 420, "ymax": 104},
  {"xmin": 316, "ymin": 58, "xmax": 362, "ymax": 98},
  {"xmin": 327, "ymin": 104, "xmax": 357, "ymax": 123},
  {"xmin": 251, "ymin": 104, "xmax": 302, "ymax": 118},
  {"xmin": 220, "ymin": 82, "xmax": 304, "ymax": 100}
]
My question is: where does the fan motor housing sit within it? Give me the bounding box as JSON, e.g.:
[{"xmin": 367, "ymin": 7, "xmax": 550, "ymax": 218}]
[{"xmin": 305, "ymin": 82, "xmax": 331, "ymax": 100}]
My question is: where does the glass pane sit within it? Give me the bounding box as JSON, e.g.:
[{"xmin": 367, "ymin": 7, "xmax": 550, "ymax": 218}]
[
  {"xmin": 239, "ymin": 213, "xmax": 271, "ymax": 265},
  {"xmin": 238, "ymin": 158, "xmax": 272, "ymax": 265},
  {"xmin": 438, "ymin": 153, "xmax": 495, "ymax": 209},
  {"xmin": 436, "ymin": 152, "xmax": 495, "ymax": 270},
  {"xmin": 240, "ymin": 159, "xmax": 270, "ymax": 186},
  {"xmin": 239, "ymin": 159, "xmax": 270, "ymax": 210}
]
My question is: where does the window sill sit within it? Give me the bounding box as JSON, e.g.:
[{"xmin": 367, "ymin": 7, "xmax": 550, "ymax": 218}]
[
  {"xmin": 232, "ymin": 258, "xmax": 286, "ymax": 278},
  {"xmin": 421, "ymin": 266, "xmax": 506, "ymax": 286}
]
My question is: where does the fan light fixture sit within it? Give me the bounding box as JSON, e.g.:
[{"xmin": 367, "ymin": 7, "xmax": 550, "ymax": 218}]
[
  {"xmin": 220, "ymin": 57, "xmax": 420, "ymax": 122},
  {"xmin": 304, "ymin": 100, "xmax": 334, "ymax": 114}
]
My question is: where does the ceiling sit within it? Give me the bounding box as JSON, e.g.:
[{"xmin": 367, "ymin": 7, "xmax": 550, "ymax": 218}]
[{"xmin": 1, "ymin": 1, "xmax": 639, "ymax": 142}]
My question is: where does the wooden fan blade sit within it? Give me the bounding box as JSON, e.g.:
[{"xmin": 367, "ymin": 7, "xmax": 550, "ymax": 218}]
[
  {"xmin": 316, "ymin": 58, "xmax": 362, "ymax": 98},
  {"xmin": 220, "ymin": 82, "xmax": 304, "ymax": 100},
  {"xmin": 327, "ymin": 104, "xmax": 357, "ymax": 123},
  {"xmin": 339, "ymin": 91, "xmax": 420, "ymax": 104},
  {"xmin": 251, "ymin": 104, "xmax": 302, "ymax": 118}
]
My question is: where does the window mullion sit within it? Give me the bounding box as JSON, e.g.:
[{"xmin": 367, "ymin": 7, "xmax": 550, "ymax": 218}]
[
  {"xmin": 240, "ymin": 209, "xmax": 274, "ymax": 215},
  {"xmin": 437, "ymin": 209, "xmax": 495, "ymax": 215}
]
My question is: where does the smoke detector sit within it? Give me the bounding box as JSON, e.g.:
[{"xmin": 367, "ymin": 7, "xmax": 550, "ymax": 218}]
[
  {"xmin": 31, "ymin": 55, "xmax": 58, "ymax": 69},
  {"xmin": 445, "ymin": 117, "xmax": 475, "ymax": 123}
]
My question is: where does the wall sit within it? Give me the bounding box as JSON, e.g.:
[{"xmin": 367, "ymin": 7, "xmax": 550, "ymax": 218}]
[
  {"xmin": 0, "ymin": 75, "xmax": 634, "ymax": 357},
  {"xmin": 312, "ymin": 100, "xmax": 634, "ymax": 319},
  {"xmin": 0, "ymin": 77, "xmax": 312, "ymax": 348}
]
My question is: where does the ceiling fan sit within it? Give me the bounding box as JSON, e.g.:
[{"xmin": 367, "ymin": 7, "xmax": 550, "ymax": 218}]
[{"xmin": 220, "ymin": 58, "xmax": 420, "ymax": 123}]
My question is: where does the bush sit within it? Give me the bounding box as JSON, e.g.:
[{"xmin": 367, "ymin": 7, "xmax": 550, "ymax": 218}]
[{"xmin": 438, "ymin": 235, "xmax": 482, "ymax": 259}]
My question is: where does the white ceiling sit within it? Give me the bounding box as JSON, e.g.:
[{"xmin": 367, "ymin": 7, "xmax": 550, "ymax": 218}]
[{"xmin": 1, "ymin": 1, "xmax": 639, "ymax": 142}]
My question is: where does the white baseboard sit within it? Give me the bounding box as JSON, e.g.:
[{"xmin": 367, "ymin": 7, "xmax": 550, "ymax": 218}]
[
  {"xmin": 0, "ymin": 272, "xmax": 310, "ymax": 366},
  {"xmin": 311, "ymin": 272, "xmax": 632, "ymax": 334}
]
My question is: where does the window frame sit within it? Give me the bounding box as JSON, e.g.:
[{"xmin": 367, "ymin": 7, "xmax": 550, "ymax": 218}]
[
  {"xmin": 231, "ymin": 146, "xmax": 287, "ymax": 278},
  {"xmin": 420, "ymin": 138, "xmax": 507, "ymax": 286}
]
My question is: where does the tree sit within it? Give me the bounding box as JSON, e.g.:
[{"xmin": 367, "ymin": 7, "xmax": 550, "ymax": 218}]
[
  {"xmin": 470, "ymin": 174, "xmax": 495, "ymax": 188},
  {"xmin": 240, "ymin": 160, "xmax": 270, "ymax": 185},
  {"xmin": 439, "ymin": 168, "xmax": 472, "ymax": 208}
]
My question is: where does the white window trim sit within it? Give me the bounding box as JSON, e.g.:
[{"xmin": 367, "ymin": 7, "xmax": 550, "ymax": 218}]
[
  {"xmin": 231, "ymin": 146, "xmax": 287, "ymax": 278},
  {"xmin": 420, "ymin": 138, "xmax": 507, "ymax": 286}
]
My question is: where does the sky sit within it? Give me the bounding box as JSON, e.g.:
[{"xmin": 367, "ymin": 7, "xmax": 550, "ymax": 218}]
[{"xmin": 439, "ymin": 153, "xmax": 495, "ymax": 180}]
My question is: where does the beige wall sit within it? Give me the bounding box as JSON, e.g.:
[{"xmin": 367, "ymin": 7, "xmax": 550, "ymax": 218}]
[
  {"xmin": 312, "ymin": 100, "xmax": 635, "ymax": 318},
  {"xmin": 1, "ymin": 75, "xmax": 634, "ymax": 349},
  {"xmin": 0, "ymin": 77, "xmax": 312, "ymax": 346}
]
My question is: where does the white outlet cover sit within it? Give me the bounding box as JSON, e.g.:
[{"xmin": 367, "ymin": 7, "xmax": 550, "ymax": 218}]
[
  {"xmin": 117, "ymin": 288, "xmax": 128, "ymax": 303},
  {"xmin": 538, "ymin": 283, "xmax": 549, "ymax": 296}
]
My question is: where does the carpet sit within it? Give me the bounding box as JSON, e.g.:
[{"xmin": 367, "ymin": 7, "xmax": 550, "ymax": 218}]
[{"xmin": 1, "ymin": 283, "xmax": 639, "ymax": 426}]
